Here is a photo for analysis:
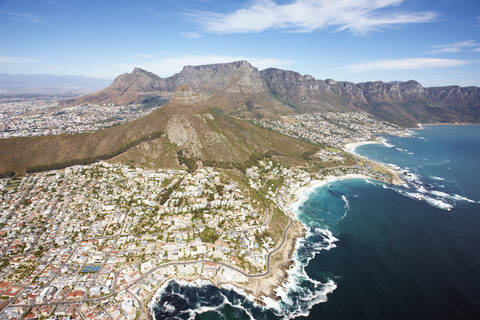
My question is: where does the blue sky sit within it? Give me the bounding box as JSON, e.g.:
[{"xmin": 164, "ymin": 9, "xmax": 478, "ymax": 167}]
[{"xmin": 0, "ymin": 0, "xmax": 479, "ymax": 86}]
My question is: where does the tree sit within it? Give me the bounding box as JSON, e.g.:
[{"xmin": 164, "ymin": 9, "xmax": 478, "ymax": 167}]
[{"xmin": 199, "ymin": 227, "xmax": 219, "ymax": 243}]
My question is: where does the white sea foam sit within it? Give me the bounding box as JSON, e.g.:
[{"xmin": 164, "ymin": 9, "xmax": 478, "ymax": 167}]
[
  {"xmin": 152, "ymin": 279, "xmax": 263, "ymax": 320},
  {"xmin": 163, "ymin": 301, "xmax": 176, "ymax": 313},
  {"xmin": 272, "ymin": 188, "xmax": 343, "ymax": 319},
  {"xmin": 340, "ymin": 195, "xmax": 350, "ymax": 220},
  {"xmin": 187, "ymin": 308, "xmax": 223, "ymax": 320},
  {"xmin": 149, "ymin": 278, "xmax": 176, "ymax": 311},
  {"xmin": 273, "ymin": 226, "xmax": 338, "ymax": 319},
  {"xmin": 405, "ymin": 192, "xmax": 425, "ymax": 201},
  {"xmin": 430, "ymin": 190, "xmax": 450, "ymax": 198},
  {"xmin": 402, "ymin": 171, "xmax": 422, "ymax": 184},
  {"xmin": 316, "ymin": 228, "xmax": 339, "ymax": 251},
  {"xmin": 431, "ymin": 176, "xmax": 445, "ymax": 181},
  {"xmin": 417, "ymin": 185, "xmax": 428, "ymax": 194},
  {"xmin": 215, "ymin": 291, "xmax": 256, "ymax": 320},
  {"xmin": 183, "ymin": 290, "xmax": 253, "ymax": 320},
  {"xmin": 380, "ymin": 137, "xmax": 394, "ymax": 148},
  {"xmin": 452, "ymin": 194, "xmax": 476, "ymax": 203},
  {"xmin": 423, "ymin": 196, "xmax": 453, "ymax": 211},
  {"xmin": 403, "ymin": 191, "xmax": 452, "ymax": 210}
]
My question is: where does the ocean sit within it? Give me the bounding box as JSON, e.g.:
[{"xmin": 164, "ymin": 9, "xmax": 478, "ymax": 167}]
[{"xmin": 152, "ymin": 125, "xmax": 480, "ymax": 320}]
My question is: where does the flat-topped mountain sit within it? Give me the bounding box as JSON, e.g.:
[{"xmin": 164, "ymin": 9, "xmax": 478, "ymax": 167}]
[{"xmin": 62, "ymin": 61, "xmax": 480, "ymax": 127}]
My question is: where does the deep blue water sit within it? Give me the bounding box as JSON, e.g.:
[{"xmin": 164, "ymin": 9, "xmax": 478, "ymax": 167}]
[{"xmin": 153, "ymin": 125, "xmax": 480, "ymax": 320}]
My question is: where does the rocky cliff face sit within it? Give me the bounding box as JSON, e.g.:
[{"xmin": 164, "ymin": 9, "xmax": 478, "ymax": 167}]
[
  {"xmin": 260, "ymin": 68, "xmax": 366, "ymax": 113},
  {"xmin": 173, "ymin": 60, "xmax": 266, "ymax": 94},
  {"xmin": 260, "ymin": 68, "xmax": 480, "ymax": 126},
  {"xmin": 169, "ymin": 84, "xmax": 207, "ymax": 106},
  {"xmin": 64, "ymin": 61, "xmax": 480, "ymax": 127}
]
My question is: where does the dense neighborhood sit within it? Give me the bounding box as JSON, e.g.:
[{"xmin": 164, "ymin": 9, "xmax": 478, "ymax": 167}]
[{"xmin": 0, "ymin": 97, "xmax": 163, "ymax": 138}]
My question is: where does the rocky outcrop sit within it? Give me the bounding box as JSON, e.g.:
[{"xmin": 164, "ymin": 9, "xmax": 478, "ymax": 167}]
[{"xmin": 169, "ymin": 84, "xmax": 207, "ymax": 106}]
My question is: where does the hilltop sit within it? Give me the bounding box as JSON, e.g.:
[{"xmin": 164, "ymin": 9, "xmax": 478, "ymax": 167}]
[
  {"xmin": 62, "ymin": 61, "xmax": 480, "ymax": 127},
  {"xmin": 0, "ymin": 85, "xmax": 318, "ymax": 176}
]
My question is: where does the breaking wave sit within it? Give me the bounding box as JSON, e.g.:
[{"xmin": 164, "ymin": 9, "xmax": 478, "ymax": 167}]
[{"xmin": 340, "ymin": 195, "xmax": 350, "ymax": 221}]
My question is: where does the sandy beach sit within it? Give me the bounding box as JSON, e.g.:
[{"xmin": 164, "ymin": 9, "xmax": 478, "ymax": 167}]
[
  {"xmin": 289, "ymin": 174, "xmax": 373, "ymax": 214},
  {"xmin": 343, "ymin": 139, "xmax": 381, "ymax": 154}
]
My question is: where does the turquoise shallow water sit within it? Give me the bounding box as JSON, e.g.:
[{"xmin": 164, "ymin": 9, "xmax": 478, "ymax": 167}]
[{"xmin": 153, "ymin": 125, "xmax": 480, "ymax": 320}]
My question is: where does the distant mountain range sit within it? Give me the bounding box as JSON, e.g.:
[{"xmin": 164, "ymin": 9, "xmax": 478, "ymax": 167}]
[
  {"xmin": 0, "ymin": 73, "xmax": 110, "ymax": 96},
  {"xmin": 62, "ymin": 61, "xmax": 480, "ymax": 127}
]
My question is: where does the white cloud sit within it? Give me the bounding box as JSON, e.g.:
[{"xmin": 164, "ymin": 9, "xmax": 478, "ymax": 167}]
[
  {"xmin": 0, "ymin": 56, "xmax": 40, "ymax": 64},
  {"xmin": 430, "ymin": 40, "xmax": 477, "ymax": 54},
  {"xmin": 193, "ymin": 0, "xmax": 437, "ymax": 34},
  {"xmin": 348, "ymin": 58, "xmax": 468, "ymax": 72},
  {"xmin": 0, "ymin": 10, "xmax": 43, "ymax": 23},
  {"xmin": 474, "ymin": 48, "xmax": 480, "ymax": 52},
  {"xmin": 181, "ymin": 32, "xmax": 202, "ymax": 39}
]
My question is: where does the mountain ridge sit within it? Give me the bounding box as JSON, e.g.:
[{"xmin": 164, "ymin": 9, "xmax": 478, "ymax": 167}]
[
  {"xmin": 61, "ymin": 61, "xmax": 480, "ymax": 127},
  {"xmin": 0, "ymin": 85, "xmax": 318, "ymax": 176}
]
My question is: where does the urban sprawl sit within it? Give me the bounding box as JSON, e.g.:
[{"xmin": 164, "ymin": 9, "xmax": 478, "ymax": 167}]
[
  {"xmin": 0, "ymin": 97, "xmax": 162, "ymax": 138},
  {"xmin": 0, "ymin": 100, "xmax": 409, "ymax": 319}
]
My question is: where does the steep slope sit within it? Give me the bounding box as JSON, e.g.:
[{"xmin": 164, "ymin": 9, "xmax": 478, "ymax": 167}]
[
  {"xmin": 0, "ymin": 86, "xmax": 318, "ymax": 176},
  {"xmin": 260, "ymin": 68, "xmax": 364, "ymax": 113}
]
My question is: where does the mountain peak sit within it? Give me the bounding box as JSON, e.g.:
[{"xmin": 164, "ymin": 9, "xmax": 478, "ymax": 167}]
[{"xmin": 132, "ymin": 67, "xmax": 148, "ymax": 74}]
